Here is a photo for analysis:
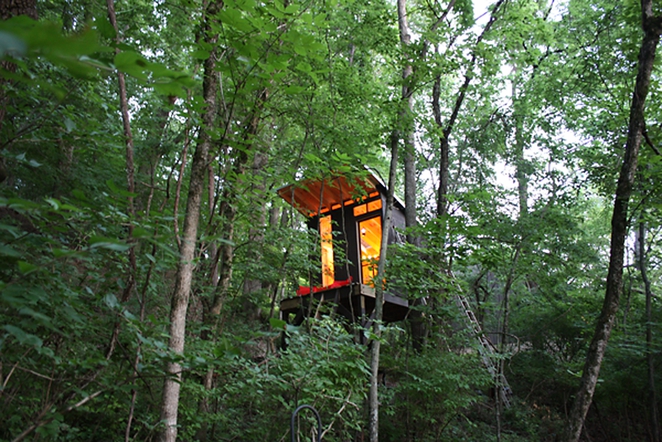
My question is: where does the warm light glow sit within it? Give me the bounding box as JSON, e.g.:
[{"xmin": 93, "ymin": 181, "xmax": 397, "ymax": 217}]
[
  {"xmin": 358, "ymin": 216, "xmax": 381, "ymax": 286},
  {"xmin": 354, "ymin": 204, "xmax": 367, "ymax": 216},
  {"xmin": 353, "ymin": 198, "xmax": 382, "ymax": 217},
  {"xmin": 320, "ymin": 215, "xmax": 334, "ymax": 287},
  {"xmin": 367, "ymin": 199, "xmax": 382, "ymax": 212}
]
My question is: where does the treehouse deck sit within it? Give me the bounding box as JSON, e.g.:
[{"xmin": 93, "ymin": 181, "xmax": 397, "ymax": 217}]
[{"xmin": 280, "ymin": 282, "xmax": 409, "ymax": 327}]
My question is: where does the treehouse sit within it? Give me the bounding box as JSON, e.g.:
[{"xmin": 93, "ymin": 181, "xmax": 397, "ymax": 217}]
[{"xmin": 277, "ymin": 170, "xmax": 409, "ymax": 329}]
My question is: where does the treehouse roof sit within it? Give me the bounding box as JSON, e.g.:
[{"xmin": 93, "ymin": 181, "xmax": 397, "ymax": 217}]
[{"xmin": 277, "ymin": 169, "xmax": 404, "ymax": 217}]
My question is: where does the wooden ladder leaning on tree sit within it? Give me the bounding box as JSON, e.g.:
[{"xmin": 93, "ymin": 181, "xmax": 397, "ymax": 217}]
[{"xmin": 450, "ymin": 273, "xmax": 511, "ymax": 409}]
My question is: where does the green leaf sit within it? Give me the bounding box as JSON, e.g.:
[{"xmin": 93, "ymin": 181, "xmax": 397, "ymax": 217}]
[
  {"xmin": 64, "ymin": 117, "xmax": 76, "ymax": 133},
  {"xmin": 104, "ymin": 293, "xmax": 119, "ymax": 309},
  {"xmin": 284, "ymin": 85, "xmax": 306, "ymax": 94},
  {"xmin": 3, "ymin": 324, "xmax": 43, "ymax": 348},
  {"xmin": 131, "ymin": 227, "xmax": 150, "ymax": 238},
  {"xmin": 17, "ymin": 261, "xmax": 38, "ymax": 274},
  {"xmin": 89, "ymin": 236, "xmax": 131, "ymax": 252},
  {"xmin": 269, "ymin": 318, "xmax": 287, "ymax": 330},
  {"xmin": 18, "ymin": 307, "xmax": 53, "ymax": 325},
  {"xmin": 153, "ymin": 80, "xmax": 186, "ymax": 97},
  {"xmin": 52, "ymin": 248, "xmax": 78, "ymax": 258},
  {"xmin": 284, "ymin": 4, "xmax": 299, "ymax": 14},
  {"xmin": 0, "ymin": 244, "xmax": 21, "ymax": 258},
  {"xmin": 106, "ymin": 179, "xmax": 137, "ymax": 198},
  {"xmin": 286, "ymin": 324, "xmax": 300, "ymax": 333},
  {"xmin": 296, "ymin": 62, "xmax": 312, "ymax": 73},
  {"xmin": 114, "ymin": 50, "xmax": 148, "ymax": 81},
  {"xmin": 218, "ymin": 9, "xmax": 254, "ymax": 32},
  {"xmin": 45, "ymin": 198, "xmax": 60, "ymax": 210},
  {"xmin": 303, "ymin": 152, "xmax": 321, "ymax": 163},
  {"xmin": 190, "ymin": 49, "xmax": 210, "ymax": 60},
  {"xmin": 94, "ymin": 14, "xmax": 116, "ymax": 39}
]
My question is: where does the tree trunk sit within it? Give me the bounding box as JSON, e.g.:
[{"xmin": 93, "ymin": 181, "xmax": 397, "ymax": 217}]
[
  {"xmin": 434, "ymin": 0, "xmax": 505, "ymax": 217},
  {"xmin": 369, "ymin": 120, "xmax": 400, "ymax": 442},
  {"xmin": 158, "ymin": 2, "xmax": 220, "ymax": 441},
  {"xmin": 566, "ymin": 4, "xmax": 662, "ymax": 440},
  {"xmin": 106, "ymin": 0, "xmax": 136, "ymax": 304},
  {"xmin": 194, "ymin": 88, "xmax": 268, "ymax": 441},
  {"xmin": 511, "ymin": 67, "xmax": 528, "ymax": 218},
  {"xmin": 241, "ymin": 151, "xmax": 269, "ymax": 322},
  {"xmin": 105, "ymin": 3, "xmax": 141, "ymax": 439},
  {"xmin": 0, "ymin": 0, "xmax": 36, "ymax": 19},
  {"xmin": 207, "ymin": 87, "xmax": 268, "ymax": 320},
  {"xmin": 395, "ymin": 0, "xmax": 426, "ymax": 353},
  {"xmin": 397, "ymin": 0, "xmax": 415, "ymax": 240},
  {"xmin": 496, "ymin": 245, "xmax": 521, "ymax": 441},
  {"xmin": 432, "ymin": 76, "xmax": 449, "ymax": 218},
  {"xmin": 639, "ymin": 220, "xmax": 660, "ymax": 442}
]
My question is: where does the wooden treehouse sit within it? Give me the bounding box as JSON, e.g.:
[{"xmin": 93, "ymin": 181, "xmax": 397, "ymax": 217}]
[
  {"xmin": 277, "ymin": 170, "xmax": 409, "ymax": 330},
  {"xmin": 277, "ymin": 170, "xmax": 512, "ymax": 405}
]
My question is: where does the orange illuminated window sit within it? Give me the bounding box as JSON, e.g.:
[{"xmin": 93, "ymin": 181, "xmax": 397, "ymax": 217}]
[
  {"xmin": 320, "ymin": 215, "xmax": 334, "ymax": 287},
  {"xmin": 353, "ymin": 198, "xmax": 382, "ymax": 217},
  {"xmin": 367, "ymin": 199, "xmax": 382, "ymax": 212},
  {"xmin": 354, "ymin": 204, "xmax": 367, "ymax": 216},
  {"xmin": 358, "ymin": 216, "xmax": 381, "ymax": 286}
]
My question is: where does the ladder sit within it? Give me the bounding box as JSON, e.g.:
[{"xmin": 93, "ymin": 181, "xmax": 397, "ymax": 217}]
[{"xmin": 454, "ymin": 292, "xmax": 511, "ymax": 408}]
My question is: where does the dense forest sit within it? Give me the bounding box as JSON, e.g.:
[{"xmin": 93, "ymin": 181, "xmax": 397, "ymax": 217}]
[{"xmin": 1, "ymin": 0, "xmax": 661, "ymax": 440}]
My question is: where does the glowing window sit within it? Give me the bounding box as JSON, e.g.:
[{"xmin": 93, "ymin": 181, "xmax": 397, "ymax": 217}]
[
  {"xmin": 358, "ymin": 216, "xmax": 381, "ymax": 286},
  {"xmin": 367, "ymin": 199, "xmax": 382, "ymax": 212},
  {"xmin": 320, "ymin": 215, "xmax": 334, "ymax": 287},
  {"xmin": 353, "ymin": 198, "xmax": 382, "ymax": 217},
  {"xmin": 354, "ymin": 204, "xmax": 367, "ymax": 216}
]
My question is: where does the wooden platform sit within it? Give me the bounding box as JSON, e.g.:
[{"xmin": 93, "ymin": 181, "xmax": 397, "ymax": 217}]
[{"xmin": 280, "ymin": 283, "xmax": 409, "ymax": 329}]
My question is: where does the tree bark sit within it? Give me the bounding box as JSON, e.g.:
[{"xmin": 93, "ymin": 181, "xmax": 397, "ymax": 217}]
[
  {"xmin": 194, "ymin": 88, "xmax": 268, "ymax": 441},
  {"xmin": 369, "ymin": 121, "xmax": 400, "ymax": 442},
  {"xmin": 397, "ymin": 0, "xmax": 416, "ymax": 240},
  {"xmin": 106, "ymin": 0, "xmax": 137, "ymax": 303},
  {"xmin": 0, "ymin": 0, "xmax": 37, "ymax": 19},
  {"xmin": 435, "ymin": 0, "xmax": 505, "ymax": 217},
  {"xmin": 511, "ymin": 67, "xmax": 529, "ymax": 218},
  {"xmin": 395, "ymin": 0, "xmax": 426, "ymax": 353},
  {"xmin": 105, "ymin": 4, "xmax": 140, "ymax": 438},
  {"xmin": 432, "ymin": 76, "xmax": 449, "ymax": 218},
  {"xmin": 639, "ymin": 220, "xmax": 660, "ymax": 442},
  {"xmin": 158, "ymin": 2, "xmax": 220, "ymax": 441},
  {"xmin": 207, "ymin": 87, "xmax": 268, "ymax": 319},
  {"xmin": 566, "ymin": 4, "xmax": 662, "ymax": 440},
  {"xmin": 241, "ymin": 151, "xmax": 269, "ymax": 321}
]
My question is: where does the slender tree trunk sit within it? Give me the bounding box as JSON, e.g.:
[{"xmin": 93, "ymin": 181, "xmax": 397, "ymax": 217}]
[
  {"xmin": 242, "ymin": 150, "xmax": 269, "ymax": 321},
  {"xmin": 397, "ymin": 0, "xmax": 415, "ymax": 240},
  {"xmin": 395, "ymin": 0, "xmax": 426, "ymax": 352},
  {"xmin": 369, "ymin": 123, "xmax": 400, "ymax": 442},
  {"xmin": 207, "ymin": 87, "xmax": 268, "ymax": 320},
  {"xmin": 105, "ymin": 3, "xmax": 142, "ymax": 439},
  {"xmin": 195, "ymin": 88, "xmax": 268, "ymax": 441},
  {"xmin": 566, "ymin": 5, "xmax": 662, "ymax": 440},
  {"xmin": 434, "ymin": 0, "xmax": 505, "ymax": 216},
  {"xmin": 511, "ymin": 67, "xmax": 528, "ymax": 218},
  {"xmin": 496, "ymin": 245, "xmax": 521, "ymax": 441},
  {"xmin": 100, "ymin": 0, "xmax": 144, "ymax": 375},
  {"xmin": 106, "ymin": 0, "xmax": 137, "ymax": 304},
  {"xmin": 432, "ymin": 76, "xmax": 449, "ymax": 218},
  {"xmin": 158, "ymin": 3, "xmax": 220, "ymax": 441},
  {"xmin": 639, "ymin": 221, "xmax": 660, "ymax": 442}
]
